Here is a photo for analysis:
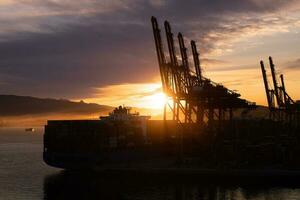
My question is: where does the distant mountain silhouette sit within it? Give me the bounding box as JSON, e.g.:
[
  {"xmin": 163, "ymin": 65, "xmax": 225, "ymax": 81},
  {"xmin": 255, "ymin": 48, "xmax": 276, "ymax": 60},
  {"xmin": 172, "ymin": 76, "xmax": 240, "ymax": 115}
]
[
  {"xmin": 0, "ymin": 95, "xmax": 113, "ymax": 116},
  {"xmin": 0, "ymin": 95, "xmax": 162, "ymax": 127},
  {"xmin": 0, "ymin": 94, "xmax": 268, "ymax": 127}
]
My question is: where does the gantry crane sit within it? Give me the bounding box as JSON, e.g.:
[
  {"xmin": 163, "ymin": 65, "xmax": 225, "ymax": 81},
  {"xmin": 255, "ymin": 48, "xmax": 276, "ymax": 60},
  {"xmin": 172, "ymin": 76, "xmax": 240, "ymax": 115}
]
[
  {"xmin": 260, "ymin": 56, "xmax": 300, "ymax": 126},
  {"xmin": 151, "ymin": 16, "xmax": 254, "ymax": 127}
]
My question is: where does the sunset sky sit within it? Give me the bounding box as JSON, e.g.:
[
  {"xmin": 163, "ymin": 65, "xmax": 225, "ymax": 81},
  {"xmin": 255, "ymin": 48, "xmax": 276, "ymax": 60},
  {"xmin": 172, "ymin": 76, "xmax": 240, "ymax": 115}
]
[{"xmin": 0, "ymin": 0, "xmax": 299, "ymax": 111}]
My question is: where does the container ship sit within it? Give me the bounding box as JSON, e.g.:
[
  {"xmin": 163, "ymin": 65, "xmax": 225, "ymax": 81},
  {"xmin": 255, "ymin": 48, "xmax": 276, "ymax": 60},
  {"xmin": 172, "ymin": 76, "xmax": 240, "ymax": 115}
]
[
  {"xmin": 44, "ymin": 105, "xmax": 300, "ymax": 174},
  {"xmin": 44, "ymin": 106, "xmax": 177, "ymax": 170},
  {"xmin": 43, "ymin": 17, "xmax": 300, "ymax": 175}
]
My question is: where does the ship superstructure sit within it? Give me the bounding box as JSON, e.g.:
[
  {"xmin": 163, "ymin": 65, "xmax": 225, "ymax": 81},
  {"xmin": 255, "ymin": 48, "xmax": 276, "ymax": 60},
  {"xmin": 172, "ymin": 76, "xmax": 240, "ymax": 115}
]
[{"xmin": 100, "ymin": 106, "xmax": 151, "ymax": 143}]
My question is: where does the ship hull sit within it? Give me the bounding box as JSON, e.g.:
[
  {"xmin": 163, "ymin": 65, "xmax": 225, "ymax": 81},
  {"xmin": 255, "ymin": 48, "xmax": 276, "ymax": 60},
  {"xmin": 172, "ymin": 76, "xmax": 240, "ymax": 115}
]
[
  {"xmin": 43, "ymin": 119, "xmax": 300, "ymax": 176},
  {"xmin": 43, "ymin": 151, "xmax": 300, "ymax": 178}
]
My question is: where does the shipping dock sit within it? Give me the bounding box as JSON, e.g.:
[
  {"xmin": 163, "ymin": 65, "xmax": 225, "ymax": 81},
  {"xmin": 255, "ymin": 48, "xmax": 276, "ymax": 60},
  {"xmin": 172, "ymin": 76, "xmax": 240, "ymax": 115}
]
[{"xmin": 43, "ymin": 17, "xmax": 300, "ymax": 175}]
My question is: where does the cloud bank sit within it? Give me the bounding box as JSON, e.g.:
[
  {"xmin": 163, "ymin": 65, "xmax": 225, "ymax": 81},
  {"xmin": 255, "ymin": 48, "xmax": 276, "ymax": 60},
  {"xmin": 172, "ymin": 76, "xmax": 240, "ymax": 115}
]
[{"xmin": 0, "ymin": 0, "xmax": 299, "ymax": 101}]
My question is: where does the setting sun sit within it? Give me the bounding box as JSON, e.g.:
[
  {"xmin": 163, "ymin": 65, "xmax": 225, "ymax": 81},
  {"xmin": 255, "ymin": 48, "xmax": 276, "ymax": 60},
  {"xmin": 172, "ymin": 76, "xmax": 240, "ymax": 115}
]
[
  {"xmin": 139, "ymin": 92, "xmax": 167, "ymax": 110},
  {"xmin": 80, "ymin": 83, "xmax": 167, "ymax": 116}
]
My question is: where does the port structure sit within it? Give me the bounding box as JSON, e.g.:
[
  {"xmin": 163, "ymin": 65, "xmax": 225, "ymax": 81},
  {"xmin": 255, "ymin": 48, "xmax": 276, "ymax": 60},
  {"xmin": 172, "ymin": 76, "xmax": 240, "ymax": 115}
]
[
  {"xmin": 151, "ymin": 16, "xmax": 254, "ymax": 128},
  {"xmin": 260, "ymin": 57, "xmax": 300, "ymax": 126}
]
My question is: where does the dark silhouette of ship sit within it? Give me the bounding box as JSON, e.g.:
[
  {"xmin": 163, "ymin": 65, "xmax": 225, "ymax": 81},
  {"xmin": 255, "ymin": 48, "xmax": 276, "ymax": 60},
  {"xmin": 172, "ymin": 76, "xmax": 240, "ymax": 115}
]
[{"xmin": 43, "ymin": 17, "xmax": 300, "ymax": 175}]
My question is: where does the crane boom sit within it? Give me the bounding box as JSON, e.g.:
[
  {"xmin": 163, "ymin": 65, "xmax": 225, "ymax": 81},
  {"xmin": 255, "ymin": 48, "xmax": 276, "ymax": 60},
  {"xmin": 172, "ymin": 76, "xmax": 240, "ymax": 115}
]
[
  {"xmin": 178, "ymin": 32, "xmax": 191, "ymax": 88},
  {"xmin": 269, "ymin": 56, "xmax": 282, "ymax": 107},
  {"xmin": 151, "ymin": 16, "xmax": 167, "ymax": 92},
  {"xmin": 191, "ymin": 40, "xmax": 202, "ymax": 83},
  {"xmin": 260, "ymin": 61, "xmax": 273, "ymax": 109}
]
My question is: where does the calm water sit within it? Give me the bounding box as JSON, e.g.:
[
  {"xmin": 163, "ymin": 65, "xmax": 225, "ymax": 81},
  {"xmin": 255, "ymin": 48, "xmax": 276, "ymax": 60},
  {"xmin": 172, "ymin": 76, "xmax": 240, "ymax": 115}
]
[{"xmin": 1, "ymin": 128, "xmax": 300, "ymax": 200}]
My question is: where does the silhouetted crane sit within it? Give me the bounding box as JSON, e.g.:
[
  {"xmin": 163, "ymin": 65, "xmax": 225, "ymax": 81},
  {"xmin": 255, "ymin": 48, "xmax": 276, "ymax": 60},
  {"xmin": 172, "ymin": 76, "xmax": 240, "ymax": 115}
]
[
  {"xmin": 151, "ymin": 16, "xmax": 254, "ymax": 127},
  {"xmin": 260, "ymin": 57, "xmax": 300, "ymax": 125}
]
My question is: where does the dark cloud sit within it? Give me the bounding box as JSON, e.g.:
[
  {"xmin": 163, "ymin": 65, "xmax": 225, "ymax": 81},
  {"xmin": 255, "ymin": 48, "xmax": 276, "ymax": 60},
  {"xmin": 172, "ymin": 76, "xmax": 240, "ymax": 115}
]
[
  {"xmin": 206, "ymin": 64, "xmax": 256, "ymax": 72},
  {"xmin": 285, "ymin": 58, "xmax": 300, "ymax": 70},
  {"xmin": 0, "ymin": 20, "xmax": 158, "ymax": 98},
  {"xmin": 0, "ymin": 0, "xmax": 299, "ymax": 99},
  {"xmin": 201, "ymin": 58, "xmax": 230, "ymax": 65}
]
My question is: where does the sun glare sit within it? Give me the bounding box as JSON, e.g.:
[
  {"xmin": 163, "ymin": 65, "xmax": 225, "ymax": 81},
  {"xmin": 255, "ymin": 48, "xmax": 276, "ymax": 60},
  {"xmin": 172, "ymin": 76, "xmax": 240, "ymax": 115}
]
[
  {"xmin": 80, "ymin": 83, "xmax": 168, "ymax": 115},
  {"xmin": 141, "ymin": 92, "xmax": 167, "ymax": 110}
]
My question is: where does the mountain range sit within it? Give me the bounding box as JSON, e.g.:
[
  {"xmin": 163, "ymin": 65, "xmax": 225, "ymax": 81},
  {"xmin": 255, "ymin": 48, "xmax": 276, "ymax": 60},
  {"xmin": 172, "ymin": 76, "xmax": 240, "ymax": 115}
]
[
  {"xmin": 0, "ymin": 95, "xmax": 114, "ymax": 127},
  {"xmin": 0, "ymin": 94, "xmax": 268, "ymax": 127},
  {"xmin": 0, "ymin": 95, "xmax": 113, "ymax": 116}
]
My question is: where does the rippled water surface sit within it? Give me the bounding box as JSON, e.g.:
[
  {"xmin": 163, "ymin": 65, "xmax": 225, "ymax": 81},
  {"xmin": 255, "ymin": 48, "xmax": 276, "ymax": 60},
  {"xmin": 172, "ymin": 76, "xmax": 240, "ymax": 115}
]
[{"xmin": 1, "ymin": 127, "xmax": 300, "ymax": 200}]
